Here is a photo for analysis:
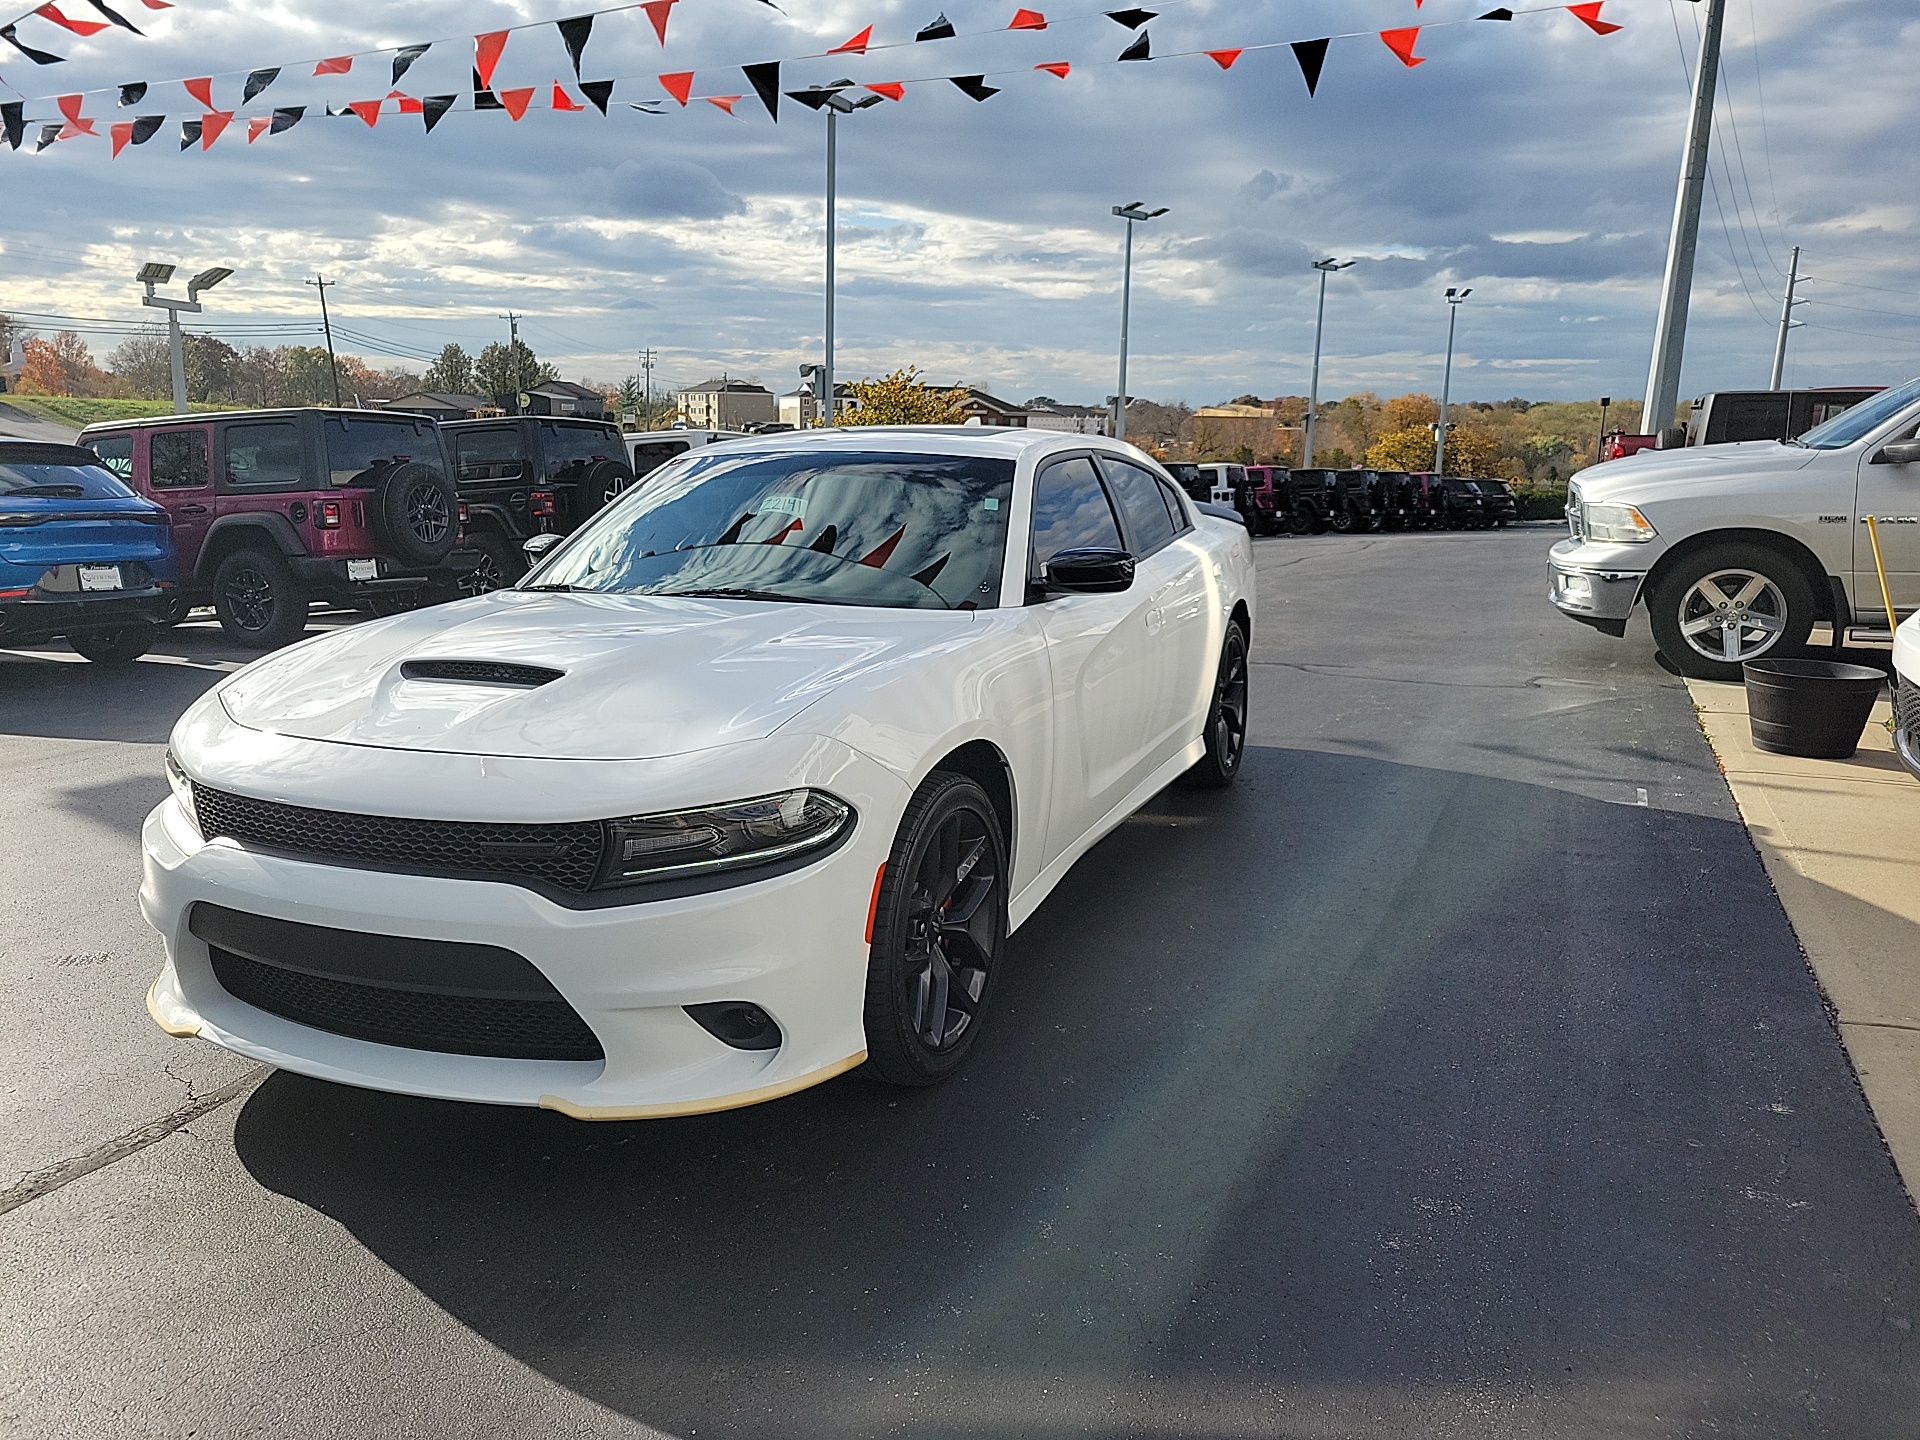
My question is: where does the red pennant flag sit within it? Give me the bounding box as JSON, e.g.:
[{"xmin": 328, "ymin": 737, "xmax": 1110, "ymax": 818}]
[
  {"xmin": 347, "ymin": 99, "xmax": 380, "ymax": 126},
  {"xmin": 55, "ymin": 93, "xmax": 97, "ymax": 134},
  {"xmin": 200, "ymin": 110, "xmax": 233, "ymax": 148},
  {"xmin": 1008, "ymin": 7, "xmax": 1046, "ymax": 28},
  {"xmin": 658, "ymin": 70, "xmax": 693, "ymax": 105},
  {"xmin": 499, "ymin": 85, "xmax": 535, "ymax": 119},
  {"xmin": 706, "ymin": 93, "xmax": 742, "ymax": 113},
  {"xmin": 1380, "ymin": 27, "xmax": 1425, "ymax": 66},
  {"xmin": 641, "ymin": 0, "xmax": 675, "ymax": 46},
  {"xmin": 247, "ymin": 115, "xmax": 271, "ymax": 143},
  {"xmin": 865, "ymin": 81, "xmax": 905, "ymax": 100},
  {"xmin": 313, "ymin": 55, "xmax": 353, "ymax": 76},
  {"xmin": 184, "ymin": 76, "xmax": 213, "ymax": 108},
  {"xmin": 829, "ymin": 25, "xmax": 873, "ymax": 54},
  {"xmin": 1567, "ymin": 2, "xmax": 1621, "ymax": 34},
  {"xmin": 1035, "ymin": 61, "xmax": 1069, "ymax": 77},
  {"xmin": 388, "ymin": 90, "xmax": 424, "ymax": 113},
  {"xmin": 136, "ymin": 0, "xmax": 170, "ymax": 7},
  {"xmin": 474, "ymin": 31, "xmax": 509, "ymax": 89},
  {"xmin": 1205, "ymin": 48, "xmax": 1242, "ymax": 69},
  {"xmin": 552, "ymin": 82, "xmax": 585, "ymax": 111},
  {"xmin": 33, "ymin": 4, "xmax": 108, "ymax": 36},
  {"xmin": 111, "ymin": 120, "xmax": 133, "ymax": 156}
]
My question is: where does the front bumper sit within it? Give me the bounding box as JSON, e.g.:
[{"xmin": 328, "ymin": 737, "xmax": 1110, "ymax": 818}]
[
  {"xmin": 1548, "ymin": 538, "xmax": 1646, "ymax": 630},
  {"xmin": 141, "ymin": 738, "xmax": 902, "ymax": 1118},
  {"xmin": 288, "ymin": 552, "xmax": 482, "ymax": 599}
]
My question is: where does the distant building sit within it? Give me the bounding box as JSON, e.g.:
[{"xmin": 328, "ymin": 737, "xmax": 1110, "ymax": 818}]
[
  {"xmin": 778, "ymin": 381, "xmax": 854, "ymax": 429},
  {"xmin": 931, "ymin": 386, "xmax": 1028, "ymax": 427},
  {"xmin": 521, "ymin": 380, "xmax": 607, "ymax": 419},
  {"xmin": 1023, "ymin": 397, "xmax": 1110, "ymax": 436},
  {"xmin": 1193, "ymin": 401, "xmax": 1301, "ymax": 460},
  {"xmin": 681, "ymin": 377, "xmax": 777, "ymax": 430},
  {"xmin": 381, "ymin": 392, "xmax": 492, "ymax": 421}
]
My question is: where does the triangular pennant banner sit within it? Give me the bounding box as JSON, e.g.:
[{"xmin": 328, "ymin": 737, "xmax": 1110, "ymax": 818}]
[
  {"xmin": 268, "ymin": 105, "xmax": 304, "ymax": 134},
  {"xmin": 111, "ymin": 118, "xmax": 133, "ymax": 155},
  {"xmin": 85, "ymin": 0, "xmax": 143, "ymax": 33},
  {"xmin": 474, "ymin": 31, "xmax": 509, "ymax": 89},
  {"xmin": 1478, "ymin": 7, "xmax": 1513, "ymax": 17},
  {"xmin": 54, "ymin": 93, "xmax": 96, "ymax": 134},
  {"xmin": 33, "ymin": 4, "xmax": 108, "ymax": 37},
  {"xmin": 557, "ymin": 15, "xmax": 593, "ymax": 76},
  {"xmin": 129, "ymin": 112, "xmax": 161, "ymax": 142},
  {"xmin": 579, "ymin": 78, "xmax": 614, "ymax": 114},
  {"xmin": 785, "ymin": 87, "xmax": 835, "ymax": 110},
  {"xmin": 744, "ymin": 61, "xmax": 779, "ymax": 121},
  {"xmin": 473, "ymin": 68, "xmax": 503, "ymax": 109},
  {"xmin": 1, "ymin": 102, "xmax": 23, "ymax": 150},
  {"xmin": 37, "ymin": 123, "xmax": 64, "ymax": 151},
  {"xmin": 246, "ymin": 115, "xmax": 270, "ymax": 142},
  {"xmin": 948, "ymin": 74, "xmax": 999, "ymax": 101},
  {"xmin": 392, "ymin": 44, "xmax": 430, "ymax": 85},
  {"xmin": 243, "ymin": 67, "xmax": 279, "ymax": 103},
  {"xmin": 178, "ymin": 117, "xmax": 200, "ymax": 150},
  {"xmin": 499, "ymin": 86, "xmax": 535, "ymax": 120},
  {"xmin": 552, "ymin": 81, "xmax": 584, "ymax": 111},
  {"xmin": 118, "ymin": 82, "xmax": 146, "ymax": 105},
  {"xmin": 1380, "ymin": 26, "xmax": 1424, "ymax": 66},
  {"xmin": 1116, "ymin": 30, "xmax": 1149, "ymax": 60},
  {"xmin": 915, "ymin": 13, "xmax": 955, "ymax": 41},
  {"xmin": 1008, "ymin": 8, "xmax": 1046, "ymax": 30},
  {"xmin": 829, "ymin": 25, "xmax": 872, "ymax": 55},
  {"xmin": 1290, "ymin": 37, "xmax": 1328, "ymax": 94},
  {"xmin": 865, "ymin": 81, "xmax": 904, "ymax": 100},
  {"xmin": 658, "ymin": 70, "xmax": 693, "ymax": 105},
  {"xmin": 1206, "ymin": 48, "xmax": 1242, "ymax": 69},
  {"xmin": 1567, "ymin": 2, "xmax": 1622, "ymax": 34},
  {"xmin": 183, "ymin": 76, "xmax": 212, "ymax": 108},
  {"xmin": 1035, "ymin": 60, "xmax": 1069, "ymax": 77},
  {"xmin": 421, "ymin": 94, "xmax": 455, "ymax": 131},
  {"xmin": 388, "ymin": 90, "xmax": 424, "ymax": 113},
  {"xmin": 641, "ymin": 0, "xmax": 675, "ymax": 46},
  {"xmin": 628, "ymin": 99, "xmax": 667, "ymax": 113},
  {"xmin": 200, "ymin": 110, "xmax": 232, "ymax": 148},
  {"xmin": 1105, "ymin": 7, "xmax": 1155, "ymax": 25},
  {"xmin": 706, "ymin": 93, "xmax": 741, "ymax": 113},
  {"xmin": 313, "ymin": 55, "xmax": 352, "ymax": 76},
  {"xmin": 2, "ymin": 24, "xmax": 67, "ymax": 63},
  {"xmin": 346, "ymin": 99, "xmax": 380, "ymax": 126}
]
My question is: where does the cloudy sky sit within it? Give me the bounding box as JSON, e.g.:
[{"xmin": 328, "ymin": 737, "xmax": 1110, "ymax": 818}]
[{"xmin": 2, "ymin": 0, "xmax": 1916, "ymax": 409}]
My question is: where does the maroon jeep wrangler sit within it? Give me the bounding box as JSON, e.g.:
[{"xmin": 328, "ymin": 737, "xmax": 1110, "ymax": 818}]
[{"xmin": 78, "ymin": 408, "xmax": 474, "ymax": 648}]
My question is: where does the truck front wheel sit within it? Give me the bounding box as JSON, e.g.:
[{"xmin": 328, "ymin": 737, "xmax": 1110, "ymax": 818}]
[{"xmin": 1647, "ymin": 543, "xmax": 1816, "ymax": 682}]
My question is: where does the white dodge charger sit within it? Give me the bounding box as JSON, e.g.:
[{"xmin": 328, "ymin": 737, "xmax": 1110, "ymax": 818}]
[{"xmin": 142, "ymin": 428, "xmax": 1255, "ymax": 1118}]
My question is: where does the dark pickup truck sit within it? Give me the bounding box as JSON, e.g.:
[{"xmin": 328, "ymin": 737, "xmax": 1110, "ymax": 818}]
[{"xmin": 442, "ymin": 416, "xmax": 634, "ymax": 588}]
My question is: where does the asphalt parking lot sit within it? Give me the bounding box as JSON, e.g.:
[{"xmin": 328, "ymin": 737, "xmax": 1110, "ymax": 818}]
[{"xmin": 4, "ymin": 526, "xmax": 1918, "ymax": 1438}]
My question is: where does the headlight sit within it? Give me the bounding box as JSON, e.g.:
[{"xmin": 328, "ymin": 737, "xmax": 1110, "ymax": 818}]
[
  {"xmin": 1582, "ymin": 502, "xmax": 1657, "ymax": 543},
  {"xmin": 164, "ymin": 749, "xmax": 200, "ymax": 835},
  {"xmin": 596, "ymin": 789, "xmax": 852, "ymax": 889}
]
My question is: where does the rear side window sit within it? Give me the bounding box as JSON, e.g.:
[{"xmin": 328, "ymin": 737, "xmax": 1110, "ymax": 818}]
[
  {"xmin": 540, "ymin": 422, "xmax": 618, "ymax": 482},
  {"xmin": 1030, "ymin": 456, "xmax": 1122, "ymax": 571},
  {"xmin": 1155, "ymin": 476, "xmax": 1192, "ymax": 535},
  {"xmin": 225, "ymin": 422, "xmax": 304, "ymax": 489},
  {"xmin": 1099, "ymin": 456, "xmax": 1177, "ymax": 556},
  {"xmin": 630, "ymin": 439, "xmax": 690, "ymax": 478},
  {"xmin": 88, "ymin": 435, "xmax": 134, "ymax": 480},
  {"xmin": 325, "ymin": 417, "xmax": 442, "ymax": 487},
  {"xmin": 149, "ymin": 430, "xmax": 210, "ymax": 490},
  {"xmin": 0, "ymin": 455, "xmax": 136, "ymax": 500},
  {"xmin": 452, "ymin": 427, "xmax": 526, "ymax": 481}
]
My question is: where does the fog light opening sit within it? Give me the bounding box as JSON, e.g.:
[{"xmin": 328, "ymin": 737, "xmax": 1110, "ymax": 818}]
[{"xmin": 685, "ymin": 1001, "xmax": 784, "ymax": 1052}]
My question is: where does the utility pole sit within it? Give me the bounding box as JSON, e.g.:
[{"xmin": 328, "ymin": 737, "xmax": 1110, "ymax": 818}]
[
  {"xmin": 1304, "ymin": 257, "xmax": 1354, "ymax": 466},
  {"xmin": 638, "ymin": 347, "xmax": 656, "ymax": 429},
  {"xmin": 1769, "ymin": 245, "xmax": 1804, "ymax": 390},
  {"xmin": 499, "ymin": 311, "xmax": 522, "ymax": 413},
  {"xmin": 306, "ymin": 275, "xmax": 340, "ymax": 407},
  {"xmin": 1435, "ymin": 287, "xmax": 1471, "ymax": 477},
  {"xmin": 824, "ymin": 106, "xmax": 837, "ymax": 429},
  {"xmin": 1642, "ymin": 0, "xmax": 1729, "ymax": 438},
  {"xmin": 1110, "ymin": 201, "xmax": 1167, "ymax": 442}
]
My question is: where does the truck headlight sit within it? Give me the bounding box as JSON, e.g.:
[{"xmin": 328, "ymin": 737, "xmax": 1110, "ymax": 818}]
[
  {"xmin": 596, "ymin": 789, "xmax": 852, "ymax": 888},
  {"xmin": 1582, "ymin": 502, "xmax": 1657, "ymax": 543},
  {"xmin": 164, "ymin": 749, "xmax": 200, "ymax": 835}
]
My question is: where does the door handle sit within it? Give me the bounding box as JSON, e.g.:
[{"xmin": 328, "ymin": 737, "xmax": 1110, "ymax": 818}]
[{"xmin": 176, "ymin": 504, "xmax": 209, "ymax": 516}]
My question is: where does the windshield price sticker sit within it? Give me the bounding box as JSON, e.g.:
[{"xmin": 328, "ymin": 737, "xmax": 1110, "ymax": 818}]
[{"xmin": 758, "ymin": 494, "xmax": 807, "ymax": 518}]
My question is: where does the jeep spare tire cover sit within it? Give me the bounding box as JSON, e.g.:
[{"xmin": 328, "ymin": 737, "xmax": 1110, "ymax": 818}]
[{"xmin": 372, "ymin": 462, "xmax": 457, "ymax": 566}]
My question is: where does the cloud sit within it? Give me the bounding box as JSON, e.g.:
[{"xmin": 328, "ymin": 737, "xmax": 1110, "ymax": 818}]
[{"xmin": 592, "ymin": 160, "xmax": 747, "ymax": 221}]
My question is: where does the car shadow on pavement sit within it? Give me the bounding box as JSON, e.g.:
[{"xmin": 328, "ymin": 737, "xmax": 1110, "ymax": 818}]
[
  {"xmin": 0, "ymin": 652, "xmax": 226, "ymax": 744},
  {"xmin": 232, "ymin": 745, "xmax": 1920, "ymax": 1438}
]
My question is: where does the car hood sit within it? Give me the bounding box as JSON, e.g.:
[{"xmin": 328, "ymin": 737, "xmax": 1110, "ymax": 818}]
[
  {"xmin": 1574, "ymin": 440, "xmax": 1819, "ymax": 506},
  {"xmin": 215, "ymin": 590, "xmax": 977, "ymax": 760}
]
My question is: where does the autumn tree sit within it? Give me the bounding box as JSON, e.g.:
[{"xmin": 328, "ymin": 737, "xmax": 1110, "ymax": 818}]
[
  {"xmin": 835, "ymin": 367, "xmax": 968, "ymax": 426},
  {"xmin": 1380, "ymin": 392, "xmax": 1439, "ymax": 433},
  {"xmin": 107, "ymin": 328, "xmax": 171, "ymax": 398},
  {"xmin": 422, "ymin": 343, "xmax": 476, "ymax": 395},
  {"xmin": 1365, "ymin": 424, "xmax": 1501, "ymax": 477}
]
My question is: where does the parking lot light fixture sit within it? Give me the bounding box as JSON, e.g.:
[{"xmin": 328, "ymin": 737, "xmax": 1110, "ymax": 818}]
[
  {"xmin": 1436, "ymin": 286, "xmax": 1472, "ymax": 476},
  {"xmin": 137, "ymin": 260, "xmax": 219, "ymax": 417},
  {"xmin": 1304, "ymin": 257, "xmax": 1355, "ymax": 467},
  {"xmin": 1111, "ymin": 202, "xmax": 1167, "ymax": 442},
  {"xmin": 816, "ymin": 86, "xmax": 884, "ymax": 429}
]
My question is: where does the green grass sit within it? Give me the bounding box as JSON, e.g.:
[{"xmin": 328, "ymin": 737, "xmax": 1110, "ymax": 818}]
[{"xmin": 0, "ymin": 395, "xmax": 238, "ymax": 427}]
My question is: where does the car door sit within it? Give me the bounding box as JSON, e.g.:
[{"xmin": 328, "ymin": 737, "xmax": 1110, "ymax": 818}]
[
  {"xmin": 1028, "ymin": 453, "xmax": 1163, "ymax": 865},
  {"xmin": 1853, "ymin": 406, "xmax": 1920, "ymax": 624},
  {"xmin": 143, "ymin": 424, "xmax": 216, "ymax": 572}
]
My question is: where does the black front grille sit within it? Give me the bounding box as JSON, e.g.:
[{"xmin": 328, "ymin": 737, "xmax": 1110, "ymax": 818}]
[
  {"xmin": 192, "ymin": 785, "xmax": 605, "ymax": 894},
  {"xmin": 400, "ymin": 659, "xmax": 565, "ymax": 687},
  {"xmin": 1897, "ymin": 679, "xmax": 1919, "ymax": 743}
]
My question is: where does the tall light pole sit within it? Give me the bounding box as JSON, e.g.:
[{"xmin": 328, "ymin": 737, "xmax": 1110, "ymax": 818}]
[
  {"xmin": 1110, "ymin": 201, "xmax": 1168, "ymax": 442},
  {"xmin": 1435, "ymin": 287, "xmax": 1472, "ymax": 477},
  {"xmin": 1642, "ymin": 0, "xmax": 1729, "ymax": 437},
  {"xmin": 1303, "ymin": 257, "xmax": 1354, "ymax": 466},
  {"xmin": 306, "ymin": 274, "xmax": 340, "ymax": 406},
  {"xmin": 816, "ymin": 87, "xmax": 883, "ymax": 428},
  {"xmin": 1769, "ymin": 245, "xmax": 1805, "ymax": 390},
  {"xmin": 138, "ymin": 262, "xmax": 231, "ymax": 416}
]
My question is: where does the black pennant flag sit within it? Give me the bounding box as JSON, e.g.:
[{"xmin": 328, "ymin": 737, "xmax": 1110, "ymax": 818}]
[
  {"xmin": 1, "ymin": 24, "xmax": 65, "ymax": 64},
  {"xmin": 1477, "ymin": 7, "xmax": 1514, "ymax": 17},
  {"xmin": 578, "ymin": 79, "xmax": 614, "ymax": 115},
  {"xmin": 744, "ymin": 61, "xmax": 779, "ymax": 121},
  {"xmin": 1290, "ymin": 37, "xmax": 1328, "ymax": 96},
  {"xmin": 628, "ymin": 100, "xmax": 667, "ymax": 113},
  {"xmin": 1117, "ymin": 30, "xmax": 1150, "ymax": 60},
  {"xmin": 129, "ymin": 113, "xmax": 163, "ymax": 144},
  {"xmin": 915, "ymin": 13, "xmax": 955, "ymax": 40},
  {"xmin": 179, "ymin": 118, "xmax": 202, "ymax": 151},
  {"xmin": 472, "ymin": 67, "xmax": 504, "ymax": 109},
  {"xmin": 118, "ymin": 82, "xmax": 146, "ymax": 106},
  {"xmin": 557, "ymin": 16, "xmax": 593, "ymax": 78},
  {"xmin": 422, "ymin": 94, "xmax": 456, "ymax": 132},
  {"xmin": 36, "ymin": 123, "xmax": 62, "ymax": 152},
  {"xmin": 391, "ymin": 43, "xmax": 430, "ymax": 85},
  {"xmin": 269, "ymin": 105, "xmax": 304, "ymax": 134},
  {"xmin": 2, "ymin": 102, "xmax": 23, "ymax": 151},
  {"xmin": 1105, "ymin": 7, "xmax": 1155, "ymax": 27},
  {"xmin": 243, "ymin": 68, "xmax": 279, "ymax": 104},
  {"xmin": 785, "ymin": 87, "xmax": 835, "ymax": 111},
  {"xmin": 948, "ymin": 74, "xmax": 1000, "ymax": 101},
  {"xmin": 85, "ymin": 0, "xmax": 142, "ymax": 33}
]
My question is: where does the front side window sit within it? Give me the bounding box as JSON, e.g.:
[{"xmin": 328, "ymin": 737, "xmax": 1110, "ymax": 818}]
[
  {"xmin": 529, "ymin": 449, "xmax": 1014, "ymax": 611},
  {"xmin": 1030, "ymin": 456, "xmax": 1123, "ymax": 572},
  {"xmin": 1099, "ymin": 455, "xmax": 1177, "ymax": 556},
  {"xmin": 631, "ymin": 440, "xmax": 690, "ymax": 479},
  {"xmin": 452, "ymin": 427, "xmax": 525, "ymax": 482},
  {"xmin": 539, "ymin": 422, "xmax": 618, "ymax": 482},
  {"xmin": 1799, "ymin": 377, "xmax": 1920, "ymax": 449},
  {"xmin": 149, "ymin": 430, "xmax": 210, "ymax": 490},
  {"xmin": 224, "ymin": 422, "xmax": 304, "ymax": 489},
  {"xmin": 87, "ymin": 434, "xmax": 134, "ymax": 480},
  {"xmin": 325, "ymin": 417, "xmax": 442, "ymax": 487}
]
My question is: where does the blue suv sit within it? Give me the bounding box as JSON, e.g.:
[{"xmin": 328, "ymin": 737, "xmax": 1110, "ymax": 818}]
[{"xmin": 0, "ymin": 439, "xmax": 177, "ymax": 662}]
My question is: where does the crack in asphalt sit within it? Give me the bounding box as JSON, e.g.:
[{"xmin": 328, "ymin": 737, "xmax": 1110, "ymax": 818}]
[
  {"xmin": 1252, "ymin": 660, "xmax": 1618, "ymax": 692},
  {"xmin": 0, "ymin": 1066, "xmax": 270, "ymax": 1219}
]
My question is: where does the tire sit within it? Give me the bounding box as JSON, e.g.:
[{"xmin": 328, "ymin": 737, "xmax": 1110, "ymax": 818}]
[
  {"xmin": 1353, "ymin": 513, "xmax": 1379, "ymax": 534},
  {"xmin": 212, "ymin": 548, "xmax": 308, "ymax": 649},
  {"xmin": 458, "ymin": 530, "xmax": 527, "ymax": 597},
  {"xmin": 587, "ymin": 459, "xmax": 635, "ymax": 515},
  {"xmin": 156, "ymin": 595, "xmax": 193, "ymax": 627},
  {"xmin": 1330, "ymin": 507, "xmax": 1355, "ymax": 534},
  {"xmin": 861, "ymin": 773, "xmax": 1009, "ymax": 1087},
  {"xmin": 367, "ymin": 589, "xmax": 432, "ymax": 618},
  {"xmin": 1285, "ymin": 509, "xmax": 1313, "ymax": 536},
  {"xmin": 1179, "ymin": 620, "xmax": 1250, "ymax": 790},
  {"xmin": 1647, "ymin": 542, "xmax": 1816, "ymax": 682},
  {"xmin": 371, "ymin": 463, "xmax": 457, "ymax": 567},
  {"xmin": 67, "ymin": 624, "xmax": 154, "ymax": 663}
]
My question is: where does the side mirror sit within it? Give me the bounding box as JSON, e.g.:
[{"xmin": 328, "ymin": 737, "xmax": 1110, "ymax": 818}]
[
  {"xmin": 1041, "ymin": 548, "xmax": 1135, "ymax": 595},
  {"xmin": 523, "ymin": 533, "xmax": 562, "ymax": 562},
  {"xmin": 1872, "ymin": 439, "xmax": 1920, "ymax": 466}
]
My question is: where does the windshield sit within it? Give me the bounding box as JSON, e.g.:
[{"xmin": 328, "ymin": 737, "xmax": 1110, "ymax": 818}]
[
  {"xmin": 1797, "ymin": 377, "xmax": 1920, "ymax": 449},
  {"xmin": 0, "ymin": 453, "xmax": 141, "ymax": 501},
  {"xmin": 527, "ymin": 448, "xmax": 1015, "ymax": 610}
]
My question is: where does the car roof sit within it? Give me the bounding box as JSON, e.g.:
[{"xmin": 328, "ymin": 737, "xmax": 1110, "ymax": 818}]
[
  {"xmin": 680, "ymin": 425, "xmax": 1164, "ymax": 466},
  {"xmin": 441, "ymin": 415, "xmax": 617, "ymax": 429},
  {"xmin": 0, "ymin": 439, "xmax": 112, "ymax": 465},
  {"xmin": 77, "ymin": 406, "xmax": 437, "ymax": 436}
]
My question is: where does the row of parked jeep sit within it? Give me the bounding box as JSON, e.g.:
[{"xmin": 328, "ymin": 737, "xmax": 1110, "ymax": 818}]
[{"xmin": 1167, "ymin": 463, "xmax": 1520, "ymax": 537}]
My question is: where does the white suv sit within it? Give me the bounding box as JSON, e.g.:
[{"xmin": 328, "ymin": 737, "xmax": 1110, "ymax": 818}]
[{"xmin": 1549, "ymin": 376, "xmax": 1920, "ymax": 679}]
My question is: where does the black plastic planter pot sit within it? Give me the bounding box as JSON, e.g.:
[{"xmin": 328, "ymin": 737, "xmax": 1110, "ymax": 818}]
[{"xmin": 1742, "ymin": 658, "xmax": 1886, "ymax": 759}]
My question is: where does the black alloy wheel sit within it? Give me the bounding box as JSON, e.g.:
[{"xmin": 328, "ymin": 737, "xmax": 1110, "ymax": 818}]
[
  {"xmin": 405, "ymin": 480, "xmax": 452, "ymax": 549},
  {"xmin": 1285, "ymin": 509, "xmax": 1314, "ymax": 536},
  {"xmin": 212, "ymin": 547, "xmax": 308, "ymax": 649},
  {"xmin": 1181, "ymin": 620, "xmax": 1250, "ymax": 789},
  {"xmin": 457, "ymin": 531, "xmax": 528, "ymax": 598},
  {"xmin": 66, "ymin": 625, "xmax": 154, "ymax": 664},
  {"xmin": 862, "ymin": 773, "xmax": 1008, "ymax": 1086},
  {"xmin": 1330, "ymin": 507, "xmax": 1355, "ymax": 534}
]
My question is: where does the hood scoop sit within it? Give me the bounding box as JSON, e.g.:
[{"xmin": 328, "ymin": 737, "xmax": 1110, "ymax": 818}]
[{"xmin": 400, "ymin": 659, "xmax": 565, "ymax": 688}]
